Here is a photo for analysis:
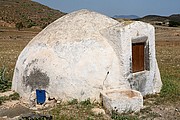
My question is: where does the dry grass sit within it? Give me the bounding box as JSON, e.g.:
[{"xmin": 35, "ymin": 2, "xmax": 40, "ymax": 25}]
[
  {"xmin": 49, "ymin": 99, "xmax": 110, "ymax": 120},
  {"xmin": 0, "ymin": 27, "xmax": 40, "ymax": 80},
  {"xmin": 0, "ymin": 26, "xmax": 179, "ymax": 119},
  {"xmin": 0, "ymin": 0, "xmax": 65, "ymax": 28},
  {"xmin": 156, "ymin": 41, "xmax": 180, "ymax": 81},
  {"xmin": 155, "ymin": 26, "xmax": 180, "ymax": 104}
]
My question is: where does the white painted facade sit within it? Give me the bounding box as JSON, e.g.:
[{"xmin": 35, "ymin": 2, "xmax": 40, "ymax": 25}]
[{"xmin": 12, "ymin": 9, "xmax": 162, "ymax": 102}]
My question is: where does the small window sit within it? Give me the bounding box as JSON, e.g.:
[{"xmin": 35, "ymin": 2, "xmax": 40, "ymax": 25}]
[{"xmin": 132, "ymin": 42, "xmax": 145, "ymax": 73}]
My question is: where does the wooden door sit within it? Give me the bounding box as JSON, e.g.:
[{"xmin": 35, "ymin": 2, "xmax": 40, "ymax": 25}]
[{"xmin": 132, "ymin": 42, "xmax": 145, "ymax": 73}]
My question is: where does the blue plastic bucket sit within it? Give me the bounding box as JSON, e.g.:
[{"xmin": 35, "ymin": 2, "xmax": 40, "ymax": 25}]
[{"xmin": 36, "ymin": 89, "xmax": 46, "ymax": 105}]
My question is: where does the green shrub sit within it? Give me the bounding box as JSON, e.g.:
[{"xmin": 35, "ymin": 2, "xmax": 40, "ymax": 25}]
[
  {"xmin": 41, "ymin": 23, "xmax": 50, "ymax": 29},
  {"xmin": 0, "ymin": 96, "xmax": 9, "ymax": 105},
  {"xmin": 0, "ymin": 92, "xmax": 20, "ymax": 105},
  {"xmin": 15, "ymin": 22, "xmax": 23, "ymax": 30},
  {"xmin": 27, "ymin": 22, "xmax": 36, "ymax": 28},
  {"xmin": 68, "ymin": 99, "xmax": 78, "ymax": 105},
  {"xmin": 9, "ymin": 92, "xmax": 20, "ymax": 100},
  {"xmin": 169, "ymin": 21, "xmax": 180, "ymax": 27},
  {"xmin": 111, "ymin": 110, "xmax": 138, "ymax": 120},
  {"xmin": 0, "ymin": 66, "xmax": 12, "ymax": 92},
  {"xmin": 80, "ymin": 98, "xmax": 91, "ymax": 106}
]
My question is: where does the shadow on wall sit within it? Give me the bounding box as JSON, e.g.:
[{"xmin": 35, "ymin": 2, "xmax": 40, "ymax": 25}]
[{"xmin": 23, "ymin": 68, "xmax": 50, "ymax": 91}]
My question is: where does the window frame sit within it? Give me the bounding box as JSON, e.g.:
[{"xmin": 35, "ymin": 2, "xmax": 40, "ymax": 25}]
[
  {"xmin": 132, "ymin": 42, "xmax": 145, "ymax": 73},
  {"xmin": 131, "ymin": 36, "xmax": 149, "ymax": 73}
]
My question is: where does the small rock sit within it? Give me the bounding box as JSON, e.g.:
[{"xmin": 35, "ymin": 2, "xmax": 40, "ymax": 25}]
[
  {"xmin": 2, "ymin": 116, "xmax": 7, "ymax": 118},
  {"xmin": 44, "ymin": 104, "xmax": 50, "ymax": 107},
  {"xmin": 30, "ymin": 107, "xmax": 38, "ymax": 110},
  {"xmin": 11, "ymin": 116, "xmax": 20, "ymax": 120},
  {"xmin": 36, "ymin": 104, "xmax": 44, "ymax": 110},
  {"xmin": 91, "ymin": 108, "xmax": 105, "ymax": 115},
  {"xmin": 175, "ymin": 108, "xmax": 178, "ymax": 112},
  {"xmin": 57, "ymin": 100, "xmax": 61, "ymax": 104}
]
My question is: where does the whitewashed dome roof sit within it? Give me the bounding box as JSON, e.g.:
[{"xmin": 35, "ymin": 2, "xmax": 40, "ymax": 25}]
[
  {"xmin": 12, "ymin": 9, "xmax": 134, "ymax": 102},
  {"xmin": 29, "ymin": 9, "xmax": 119, "ymax": 45}
]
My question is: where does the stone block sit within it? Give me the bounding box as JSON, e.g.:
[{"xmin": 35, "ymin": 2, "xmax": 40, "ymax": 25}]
[{"xmin": 101, "ymin": 89, "xmax": 143, "ymax": 113}]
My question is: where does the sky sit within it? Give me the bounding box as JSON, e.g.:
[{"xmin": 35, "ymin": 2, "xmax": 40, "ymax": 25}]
[{"xmin": 33, "ymin": 0, "xmax": 180, "ymax": 17}]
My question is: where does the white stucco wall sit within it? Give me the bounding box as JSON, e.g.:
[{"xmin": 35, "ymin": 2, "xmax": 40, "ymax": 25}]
[
  {"xmin": 100, "ymin": 21, "xmax": 162, "ymax": 95},
  {"xmin": 12, "ymin": 10, "xmax": 130, "ymax": 102},
  {"xmin": 12, "ymin": 9, "xmax": 162, "ymax": 102}
]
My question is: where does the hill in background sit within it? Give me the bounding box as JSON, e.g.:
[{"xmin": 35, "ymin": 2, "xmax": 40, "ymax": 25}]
[
  {"xmin": 113, "ymin": 13, "xmax": 180, "ymax": 27},
  {"xmin": 135, "ymin": 14, "xmax": 180, "ymax": 27},
  {"xmin": 137, "ymin": 14, "xmax": 180, "ymax": 23},
  {"xmin": 0, "ymin": 0, "xmax": 65, "ymax": 28},
  {"xmin": 0, "ymin": 0, "xmax": 179, "ymax": 29},
  {"xmin": 113, "ymin": 15, "xmax": 139, "ymax": 19}
]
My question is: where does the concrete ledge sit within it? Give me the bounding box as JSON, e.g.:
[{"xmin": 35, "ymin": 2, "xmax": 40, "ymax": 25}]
[{"xmin": 101, "ymin": 89, "xmax": 143, "ymax": 113}]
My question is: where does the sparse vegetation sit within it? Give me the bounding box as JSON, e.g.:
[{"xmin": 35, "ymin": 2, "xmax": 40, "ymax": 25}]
[
  {"xmin": 111, "ymin": 110, "xmax": 138, "ymax": 120},
  {"xmin": 154, "ymin": 27, "xmax": 180, "ymax": 104},
  {"xmin": 27, "ymin": 20, "xmax": 37, "ymax": 28},
  {"xmin": 157, "ymin": 74, "xmax": 180, "ymax": 103},
  {"xmin": 136, "ymin": 14, "xmax": 180, "ymax": 27},
  {"xmin": 50, "ymin": 99, "xmax": 106, "ymax": 120},
  {"xmin": 45, "ymin": 26, "xmax": 180, "ymax": 119},
  {"xmin": 68, "ymin": 99, "xmax": 78, "ymax": 105},
  {"xmin": 0, "ymin": 96, "xmax": 8, "ymax": 105},
  {"xmin": 0, "ymin": 0, "xmax": 65, "ymax": 28},
  {"xmin": 80, "ymin": 98, "xmax": 92, "ymax": 106},
  {"xmin": 0, "ymin": 23, "xmax": 180, "ymax": 119},
  {"xmin": 0, "ymin": 66, "xmax": 12, "ymax": 92},
  {"xmin": 9, "ymin": 92, "xmax": 20, "ymax": 100},
  {"xmin": 0, "ymin": 92, "xmax": 20, "ymax": 105},
  {"xmin": 15, "ymin": 22, "xmax": 23, "ymax": 30},
  {"xmin": 0, "ymin": 27, "xmax": 40, "ymax": 93},
  {"xmin": 169, "ymin": 20, "xmax": 180, "ymax": 27},
  {"xmin": 0, "ymin": 0, "xmax": 178, "ymax": 119}
]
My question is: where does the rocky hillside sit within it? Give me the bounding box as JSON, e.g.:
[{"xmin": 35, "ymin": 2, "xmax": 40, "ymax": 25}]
[
  {"xmin": 169, "ymin": 14, "xmax": 180, "ymax": 23},
  {"xmin": 136, "ymin": 14, "xmax": 180, "ymax": 27},
  {"xmin": 138, "ymin": 15, "xmax": 168, "ymax": 22},
  {"xmin": 0, "ymin": 0, "xmax": 65, "ymax": 28}
]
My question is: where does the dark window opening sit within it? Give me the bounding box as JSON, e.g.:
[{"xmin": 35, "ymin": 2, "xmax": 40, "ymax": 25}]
[{"xmin": 132, "ymin": 42, "xmax": 145, "ymax": 73}]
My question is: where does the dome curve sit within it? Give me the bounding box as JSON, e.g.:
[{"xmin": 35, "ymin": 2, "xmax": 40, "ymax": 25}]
[
  {"xmin": 29, "ymin": 9, "xmax": 119, "ymax": 45},
  {"xmin": 12, "ymin": 9, "xmax": 127, "ymax": 102}
]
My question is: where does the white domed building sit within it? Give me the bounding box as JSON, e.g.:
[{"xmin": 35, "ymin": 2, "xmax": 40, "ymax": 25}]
[{"xmin": 12, "ymin": 9, "xmax": 162, "ymax": 102}]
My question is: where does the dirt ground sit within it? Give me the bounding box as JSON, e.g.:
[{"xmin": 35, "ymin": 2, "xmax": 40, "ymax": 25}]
[
  {"xmin": 0, "ymin": 101, "xmax": 32, "ymax": 119},
  {"xmin": 0, "ymin": 25, "xmax": 180, "ymax": 119}
]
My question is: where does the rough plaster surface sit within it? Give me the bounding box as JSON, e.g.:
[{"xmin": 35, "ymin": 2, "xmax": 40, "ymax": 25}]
[
  {"xmin": 101, "ymin": 89, "xmax": 143, "ymax": 113},
  {"xmin": 12, "ymin": 9, "xmax": 162, "ymax": 102}
]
